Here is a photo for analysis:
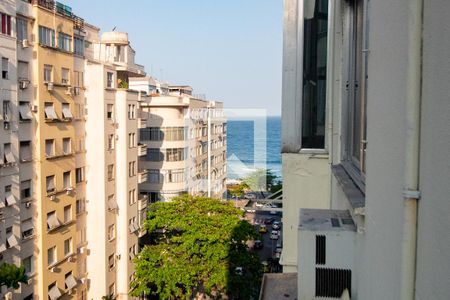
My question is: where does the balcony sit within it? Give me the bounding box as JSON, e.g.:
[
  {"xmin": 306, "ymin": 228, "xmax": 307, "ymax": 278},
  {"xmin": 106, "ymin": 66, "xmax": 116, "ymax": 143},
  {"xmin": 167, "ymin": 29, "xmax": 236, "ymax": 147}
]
[
  {"xmin": 138, "ymin": 144, "xmax": 147, "ymax": 156},
  {"xmin": 138, "ymin": 170, "xmax": 148, "ymax": 184},
  {"xmin": 138, "ymin": 118, "xmax": 147, "ymax": 129},
  {"xmin": 138, "ymin": 196, "xmax": 148, "ymax": 211}
]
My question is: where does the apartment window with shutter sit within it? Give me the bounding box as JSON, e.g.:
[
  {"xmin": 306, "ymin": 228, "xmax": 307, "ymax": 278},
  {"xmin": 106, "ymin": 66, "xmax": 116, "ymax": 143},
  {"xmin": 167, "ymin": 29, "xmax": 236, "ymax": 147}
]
[
  {"xmin": 64, "ymin": 205, "xmax": 71, "ymax": 223},
  {"xmin": 18, "ymin": 61, "xmax": 29, "ymax": 80},
  {"xmin": 61, "ymin": 68, "xmax": 70, "ymax": 85},
  {"xmin": 46, "ymin": 175, "xmax": 55, "ymax": 193},
  {"xmin": 0, "ymin": 13, "xmax": 12, "ymax": 36},
  {"xmin": 64, "ymin": 238, "xmax": 72, "ymax": 256},
  {"xmin": 16, "ymin": 17, "xmax": 28, "ymax": 41},
  {"xmin": 76, "ymin": 167, "xmax": 85, "ymax": 183},
  {"xmin": 63, "ymin": 171, "xmax": 71, "ymax": 189},
  {"xmin": 2, "ymin": 57, "xmax": 9, "ymax": 79},
  {"xmin": 63, "ymin": 138, "xmax": 71, "ymax": 155},
  {"xmin": 21, "ymin": 219, "xmax": 34, "ymax": 239},
  {"xmin": 107, "ymin": 164, "xmax": 114, "ymax": 181},
  {"xmin": 58, "ymin": 32, "xmax": 72, "ymax": 52},
  {"xmin": 44, "ymin": 65, "xmax": 53, "ymax": 82},
  {"xmin": 107, "ymin": 72, "xmax": 114, "ymax": 88},
  {"xmin": 39, "ymin": 26, "xmax": 55, "ymax": 47},
  {"xmin": 20, "ymin": 141, "xmax": 32, "ymax": 161},
  {"xmin": 108, "ymin": 134, "xmax": 114, "ymax": 150},
  {"xmin": 21, "ymin": 180, "xmax": 31, "ymax": 199},
  {"xmin": 45, "ymin": 139, "xmax": 55, "ymax": 157},
  {"xmin": 108, "ymin": 224, "xmax": 115, "ymax": 241},
  {"xmin": 47, "ymin": 246, "xmax": 56, "ymax": 266},
  {"xmin": 107, "ymin": 104, "xmax": 114, "ymax": 120},
  {"xmin": 74, "ymin": 37, "xmax": 84, "ymax": 56},
  {"xmin": 19, "ymin": 101, "xmax": 32, "ymax": 121}
]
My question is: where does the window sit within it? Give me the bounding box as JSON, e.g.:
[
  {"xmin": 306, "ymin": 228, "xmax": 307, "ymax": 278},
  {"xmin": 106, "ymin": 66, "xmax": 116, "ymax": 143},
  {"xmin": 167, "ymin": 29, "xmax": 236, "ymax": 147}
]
[
  {"xmin": 140, "ymin": 127, "xmax": 186, "ymax": 141},
  {"xmin": 47, "ymin": 246, "xmax": 56, "ymax": 266},
  {"xmin": 74, "ymin": 37, "xmax": 84, "ymax": 56},
  {"xmin": 18, "ymin": 61, "xmax": 29, "ymax": 80},
  {"xmin": 107, "ymin": 164, "xmax": 114, "ymax": 180},
  {"xmin": 44, "ymin": 65, "xmax": 53, "ymax": 82},
  {"xmin": 128, "ymin": 189, "xmax": 136, "ymax": 205},
  {"xmin": 74, "ymin": 71, "xmax": 83, "ymax": 87},
  {"xmin": 58, "ymin": 32, "xmax": 71, "ymax": 51},
  {"xmin": 108, "ymin": 134, "xmax": 115, "ymax": 150},
  {"xmin": 48, "ymin": 282, "xmax": 62, "ymax": 300},
  {"xmin": 4, "ymin": 185, "xmax": 16, "ymax": 206},
  {"xmin": 62, "ymin": 103, "xmax": 73, "ymax": 119},
  {"xmin": 65, "ymin": 271, "xmax": 77, "ymax": 290},
  {"xmin": 108, "ymin": 224, "xmax": 115, "ymax": 241},
  {"xmin": 64, "ymin": 205, "xmax": 71, "ymax": 223},
  {"xmin": 76, "ymin": 167, "xmax": 85, "ymax": 183},
  {"xmin": 39, "ymin": 26, "xmax": 55, "ymax": 47},
  {"xmin": 129, "ymin": 217, "xmax": 138, "ymax": 233},
  {"xmin": 148, "ymin": 169, "xmax": 161, "ymax": 183},
  {"xmin": 128, "ymin": 104, "xmax": 136, "ymax": 119},
  {"xmin": 61, "ymin": 68, "xmax": 70, "ymax": 85},
  {"xmin": 76, "ymin": 198, "xmax": 85, "ymax": 215},
  {"xmin": 303, "ymin": 0, "xmax": 330, "ymax": 149},
  {"xmin": 22, "ymin": 255, "xmax": 33, "ymax": 275},
  {"xmin": 0, "ymin": 12, "xmax": 12, "ymax": 36},
  {"xmin": 128, "ymin": 133, "xmax": 135, "ymax": 148},
  {"xmin": 46, "ymin": 175, "xmax": 55, "ymax": 193},
  {"xmin": 47, "ymin": 211, "xmax": 60, "ymax": 230},
  {"xmin": 107, "ymin": 194, "xmax": 118, "ymax": 211},
  {"xmin": 63, "ymin": 137, "xmax": 71, "ymax": 155},
  {"xmin": 146, "ymin": 148, "xmax": 163, "ymax": 161},
  {"xmin": 128, "ymin": 161, "xmax": 136, "ymax": 177},
  {"xmin": 44, "ymin": 102, "xmax": 57, "ymax": 119},
  {"xmin": 64, "ymin": 238, "xmax": 72, "ymax": 256},
  {"xmin": 21, "ymin": 219, "xmax": 34, "ymax": 239},
  {"xmin": 107, "ymin": 72, "xmax": 114, "ymax": 88},
  {"xmin": 2, "ymin": 100, "xmax": 10, "ymax": 121},
  {"xmin": 63, "ymin": 171, "xmax": 71, "ymax": 189},
  {"xmin": 107, "ymin": 104, "xmax": 114, "ymax": 119},
  {"xmin": 16, "ymin": 17, "xmax": 28, "ymax": 41},
  {"xmin": 2, "ymin": 57, "xmax": 8, "ymax": 79},
  {"xmin": 166, "ymin": 148, "xmax": 186, "ymax": 162},
  {"xmin": 19, "ymin": 101, "xmax": 32, "ymax": 121},
  {"xmin": 165, "ymin": 169, "xmax": 185, "ymax": 183},
  {"xmin": 20, "ymin": 180, "xmax": 31, "ymax": 199},
  {"xmin": 108, "ymin": 254, "xmax": 115, "ymax": 270},
  {"xmin": 344, "ymin": 0, "xmax": 368, "ymax": 177},
  {"xmin": 45, "ymin": 139, "xmax": 55, "ymax": 157},
  {"xmin": 20, "ymin": 141, "xmax": 32, "ymax": 161}
]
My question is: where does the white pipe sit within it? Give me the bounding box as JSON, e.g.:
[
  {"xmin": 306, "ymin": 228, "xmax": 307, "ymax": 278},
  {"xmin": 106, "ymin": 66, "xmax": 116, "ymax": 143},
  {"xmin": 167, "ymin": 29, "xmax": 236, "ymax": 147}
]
[
  {"xmin": 400, "ymin": 0, "xmax": 423, "ymax": 298},
  {"xmin": 207, "ymin": 106, "xmax": 211, "ymax": 197}
]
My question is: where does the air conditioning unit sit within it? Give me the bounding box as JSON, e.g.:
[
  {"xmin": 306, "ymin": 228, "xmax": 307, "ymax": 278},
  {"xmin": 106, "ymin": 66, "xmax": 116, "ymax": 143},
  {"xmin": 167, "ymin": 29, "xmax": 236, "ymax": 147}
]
[
  {"xmin": 65, "ymin": 86, "xmax": 72, "ymax": 95},
  {"xmin": 68, "ymin": 256, "xmax": 75, "ymax": 262},
  {"xmin": 47, "ymin": 82, "xmax": 54, "ymax": 91},
  {"xmin": 22, "ymin": 39, "xmax": 30, "ymax": 48},
  {"xmin": 49, "ymin": 195, "xmax": 56, "ymax": 201},
  {"xmin": 4, "ymin": 292, "xmax": 12, "ymax": 300},
  {"xmin": 50, "ymin": 267, "xmax": 57, "ymax": 273},
  {"xmin": 25, "ymin": 201, "xmax": 31, "ymax": 208},
  {"xmin": 79, "ymin": 246, "xmax": 87, "ymax": 254},
  {"xmin": 31, "ymin": 105, "xmax": 38, "ymax": 112},
  {"xmin": 298, "ymin": 209, "xmax": 356, "ymax": 300},
  {"xmin": 19, "ymin": 80, "xmax": 29, "ymax": 89}
]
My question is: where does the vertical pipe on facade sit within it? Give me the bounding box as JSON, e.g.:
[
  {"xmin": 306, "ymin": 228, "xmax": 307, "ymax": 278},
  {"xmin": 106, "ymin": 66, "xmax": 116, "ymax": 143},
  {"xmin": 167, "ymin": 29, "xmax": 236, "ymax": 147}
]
[{"xmin": 400, "ymin": 0, "xmax": 423, "ymax": 298}]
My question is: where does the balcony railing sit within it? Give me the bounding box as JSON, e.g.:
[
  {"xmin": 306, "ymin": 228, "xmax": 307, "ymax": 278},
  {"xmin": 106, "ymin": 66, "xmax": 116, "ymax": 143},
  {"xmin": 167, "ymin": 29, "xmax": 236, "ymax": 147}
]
[
  {"xmin": 32, "ymin": 0, "xmax": 84, "ymax": 29},
  {"xmin": 138, "ymin": 118, "xmax": 147, "ymax": 129},
  {"xmin": 138, "ymin": 196, "xmax": 148, "ymax": 211},
  {"xmin": 138, "ymin": 170, "xmax": 148, "ymax": 184},
  {"xmin": 137, "ymin": 144, "xmax": 147, "ymax": 156}
]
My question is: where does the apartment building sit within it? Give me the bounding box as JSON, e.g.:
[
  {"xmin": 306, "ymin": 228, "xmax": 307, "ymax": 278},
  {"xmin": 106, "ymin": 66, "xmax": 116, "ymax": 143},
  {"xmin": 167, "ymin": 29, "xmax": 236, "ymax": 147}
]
[
  {"xmin": 129, "ymin": 78, "xmax": 227, "ymax": 202},
  {"xmin": 84, "ymin": 30, "xmax": 146, "ymax": 299},
  {"xmin": 280, "ymin": 0, "xmax": 450, "ymax": 299}
]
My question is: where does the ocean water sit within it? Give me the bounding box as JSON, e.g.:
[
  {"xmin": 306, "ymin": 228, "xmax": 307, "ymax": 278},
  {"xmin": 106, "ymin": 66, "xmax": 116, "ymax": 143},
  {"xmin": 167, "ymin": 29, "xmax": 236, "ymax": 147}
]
[{"xmin": 227, "ymin": 116, "xmax": 281, "ymax": 180}]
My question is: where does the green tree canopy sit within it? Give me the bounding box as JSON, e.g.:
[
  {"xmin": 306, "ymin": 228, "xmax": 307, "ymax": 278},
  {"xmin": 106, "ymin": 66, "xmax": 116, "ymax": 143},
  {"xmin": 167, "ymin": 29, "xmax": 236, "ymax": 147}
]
[
  {"xmin": 243, "ymin": 169, "xmax": 281, "ymax": 194},
  {"xmin": 131, "ymin": 195, "xmax": 262, "ymax": 299},
  {"xmin": 0, "ymin": 263, "xmax": 28, "ymax": 289}
]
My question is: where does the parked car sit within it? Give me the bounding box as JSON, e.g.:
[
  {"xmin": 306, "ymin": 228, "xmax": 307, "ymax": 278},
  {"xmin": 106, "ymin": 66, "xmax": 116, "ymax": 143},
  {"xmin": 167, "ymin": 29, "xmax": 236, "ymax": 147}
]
[
  {"xmin": 270, "ymin": 210, "xmax": 278, "ymax": 215},
  {"xmin": 259, "ymin": 224, "xmax": 268, "ymax": 233},
  {"xmin": 272, "ymin": 221, "xmax": 281, "ymax": 230},
  {"xmin": 264, "ymin": 218, "xmax": 275, "ymax": 225},
  {"xmin": 235, "ymin": 267, "xmax": 243, "ymax": 275},
  {"xmin": 255, "ymin": 202, "xmax": 264, "ymax": 207},
  {"xmin": 271, "ymin": 230, "xmax": 280, "ymax": 236},
  {"xmin": 244, "ymin": 193, "xmax": 256, "ymax": 200},
  {"xmin": 254, "ymin": 240, "xmax": 263, "ymax": 250},
  {"xmin": 261, "ymin": 261, "xmax": 269, "ymax": 273},
  {"xmin": 270, "ymin": 233, "xmax": 279, "ymax": 240}
]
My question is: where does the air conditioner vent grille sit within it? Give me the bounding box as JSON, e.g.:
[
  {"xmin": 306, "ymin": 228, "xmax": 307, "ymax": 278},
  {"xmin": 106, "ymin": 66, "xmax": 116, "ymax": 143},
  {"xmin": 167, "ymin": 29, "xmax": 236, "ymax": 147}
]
[{"xmin": 315, "ymin": 268, "xmax": 351, "ymax": 298}]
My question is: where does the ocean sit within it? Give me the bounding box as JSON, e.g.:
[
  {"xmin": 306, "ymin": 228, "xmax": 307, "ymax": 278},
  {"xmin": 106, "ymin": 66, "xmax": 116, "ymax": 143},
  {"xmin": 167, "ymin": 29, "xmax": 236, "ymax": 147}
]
[{"xmin": 226, "ymin": 116, "xmax": 281, "ymax": 180}]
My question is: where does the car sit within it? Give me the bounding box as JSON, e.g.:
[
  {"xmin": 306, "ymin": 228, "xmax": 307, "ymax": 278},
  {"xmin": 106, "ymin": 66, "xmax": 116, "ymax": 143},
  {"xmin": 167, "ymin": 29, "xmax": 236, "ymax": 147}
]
[
  {"xmin": 272, "ymin": 221, "xmax": 281, "ymax": 230},
  {"xmin": 270, "ymin": 233, "xmax": 279, "ymax": 240},
  {"xmin": 254, "ymin": 240, "xmax": 263, "ymax": 250},
  {"xmin": 264, "ymin": 218, "xmax": 275, "ymax": 225},
  {"xmin": 244, "ymin": 194, "xmax": 256, "ymax": 200},
  {"xmin": 270, "ymin": 210, "xmax": 278, "ymax": 215},
  {"xmin": 255, "ymin": 202, "xmax": 264, "ymax": 208},
  {"xmin": 235, "ymin": 267, "xmax": 243, "ymax": 275},
  {"xmin": 275, "ymin": 247, "xmax": 282, "ymax": 254},
  {"xmin": 259, "ymin": 224, "xmax": 268, "ymax": 233},
  {"xmin": 276, "ymin": 241, "xmax": 282, "ymax": 249},
  {"xmin": 271, "ymin": 230, "xmax": 280, "ymax": 236}
]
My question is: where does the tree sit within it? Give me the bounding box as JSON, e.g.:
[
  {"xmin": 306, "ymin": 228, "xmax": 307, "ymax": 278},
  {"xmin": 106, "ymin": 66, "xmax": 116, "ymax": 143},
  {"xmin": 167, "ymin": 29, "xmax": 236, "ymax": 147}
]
[
  {"xmin": 227, "ymin": 181, "xmax": 249, "ymax": 198},
  {"xmin": 243, "ymin": 169, "xmax": 280, "ymax": 195},
  {"xmin": 131, "ymin": 195, "xmax": 262, "ymax": 299},
  {"xmin": 0, "ymin": 263, "xmax": 28, "ymax": 289}
]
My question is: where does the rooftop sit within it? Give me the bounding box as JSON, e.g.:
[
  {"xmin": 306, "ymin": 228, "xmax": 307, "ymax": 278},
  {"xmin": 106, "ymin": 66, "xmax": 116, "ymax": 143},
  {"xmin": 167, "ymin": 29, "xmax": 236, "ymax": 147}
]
[
  {"xmin": 299, "ymin": 209, "xmax": 356, "ymax": 232},
  {"xmin": 259, "ymin": 273, "xmax": 297, "ymax": 300}
]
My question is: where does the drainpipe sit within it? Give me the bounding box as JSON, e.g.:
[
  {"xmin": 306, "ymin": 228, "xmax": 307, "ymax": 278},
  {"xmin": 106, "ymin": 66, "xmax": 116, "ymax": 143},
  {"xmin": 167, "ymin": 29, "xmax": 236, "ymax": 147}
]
[
  {"xmin": 400, "ymin": 0, "xmax": 423, "ymax": 299},
  {"xmin": 207, "ymin": 105, "xmax": 211, "ymax": 197}
]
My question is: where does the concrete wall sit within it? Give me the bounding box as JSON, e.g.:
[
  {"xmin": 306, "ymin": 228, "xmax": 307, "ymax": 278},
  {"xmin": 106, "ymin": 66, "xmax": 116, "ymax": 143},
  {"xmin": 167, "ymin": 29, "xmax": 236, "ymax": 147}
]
[{"xmin": 415, "ymin": 1, "xmax": 450, "ymax": 299}]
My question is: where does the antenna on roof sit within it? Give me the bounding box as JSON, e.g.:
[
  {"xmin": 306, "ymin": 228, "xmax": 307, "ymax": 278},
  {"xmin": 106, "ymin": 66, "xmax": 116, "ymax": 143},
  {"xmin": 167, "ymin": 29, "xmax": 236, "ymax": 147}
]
[{"xmin": 112, "ymin": 26, "xmax": 116, "ymax": 31}]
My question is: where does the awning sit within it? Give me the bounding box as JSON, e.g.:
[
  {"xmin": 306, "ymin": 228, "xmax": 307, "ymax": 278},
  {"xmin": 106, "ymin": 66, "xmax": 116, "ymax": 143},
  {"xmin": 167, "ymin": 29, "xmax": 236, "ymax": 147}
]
[
  {"xmin": 7, "ymin": 234, "xmax": 19, "ymax": 248},
  {"xmin": 47, "ymin": 213, "xmax": 60, "ymax": 229},
  {"xmin": 4, "ymin": 146, "xmax": 15, "ymax": 163},
  {"xmin": 19, "ymin": 104, "xmax": 32, "ymax": 120},
  {"xmin": 22, "ymin": 219, "xmax": 34, "ymax": 232},
  {"xmin": 129, "ymin": 223, "xmax": 136, "ymax": 233},
  {"xmin": 44, "ymin": 105, "xmax": 58, "ymax": 119},
  {"xmin": 5, "ymin": 192, "xmax": 16, "ymax": 206},
  {"xmin": 0, "ymin": 243, "xmax": 6, "ymax": 253},
  {"xmin": 107, "ymin": 198, "xmax": 118, "ymax": 211},
  {"xmin": 62, "ymin": 105, "xmax": 73, "ymax": 119},
  {"xmin": 48, "ymin": 285, "xmax": 62, "ymax": 300},
  {"xmin": 65, "ymin": 274, "xmax": 77, "ymax": 289},
  {"xmin": 134, "ymin": 220, "xmax": 140, "ymax": 231}
]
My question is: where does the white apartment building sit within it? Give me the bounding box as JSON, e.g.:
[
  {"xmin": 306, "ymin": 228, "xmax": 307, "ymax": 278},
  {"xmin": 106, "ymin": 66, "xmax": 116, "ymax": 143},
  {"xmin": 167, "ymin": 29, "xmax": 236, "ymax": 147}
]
[
  {"xmin": 129, "ymin": 78, "xmax": 227, "ymax": 202},
  {"xmin": 84, "ymin": 30, "xmax": 146, "ymax": 299},
  {"xmin": 280, "ymin": 0, "xmax": 450, "ymax": 299}
]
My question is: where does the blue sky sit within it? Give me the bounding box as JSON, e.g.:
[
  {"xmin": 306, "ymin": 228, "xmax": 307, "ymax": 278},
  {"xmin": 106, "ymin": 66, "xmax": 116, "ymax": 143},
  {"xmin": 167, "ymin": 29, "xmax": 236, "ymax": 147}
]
[{"xmin": 64, "ymin": 0, "xmax": 283, "ymax": 115}]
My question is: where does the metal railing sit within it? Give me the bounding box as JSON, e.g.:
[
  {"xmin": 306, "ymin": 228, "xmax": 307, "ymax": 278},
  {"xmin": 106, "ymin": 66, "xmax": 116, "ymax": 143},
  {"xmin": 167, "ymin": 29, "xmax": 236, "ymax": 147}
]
[{"xmin": 32, "ymin": 0, "xmax": 84, "ymax": 29}]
